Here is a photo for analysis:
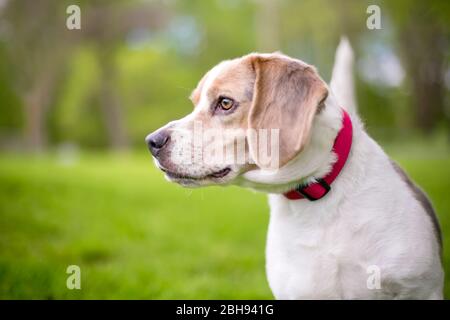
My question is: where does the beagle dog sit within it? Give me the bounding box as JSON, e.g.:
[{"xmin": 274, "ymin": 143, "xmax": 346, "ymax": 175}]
[{"xmin": 146, "ymin": 39, "xmax": 443, "ymax": 299}]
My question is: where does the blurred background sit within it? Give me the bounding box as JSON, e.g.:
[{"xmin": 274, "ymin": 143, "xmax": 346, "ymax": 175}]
[{"xmin": 0, "ymin": 0, "xmax": 449, "ymax": 299}]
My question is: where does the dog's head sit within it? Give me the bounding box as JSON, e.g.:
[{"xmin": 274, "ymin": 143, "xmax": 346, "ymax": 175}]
[{"xmin": 146, "ymin": 53, "xmax": 328, "ymax": 187}]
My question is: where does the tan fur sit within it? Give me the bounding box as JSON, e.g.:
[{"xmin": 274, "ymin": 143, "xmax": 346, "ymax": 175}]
[{"xmin": 246, "ymin": 54, "xmax": 328, "ymax": 168}]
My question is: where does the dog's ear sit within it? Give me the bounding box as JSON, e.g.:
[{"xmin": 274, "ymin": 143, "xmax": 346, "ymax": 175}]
[{"xmin": 247, "ymin": 54, "xmax": 328, "ymax": 169}]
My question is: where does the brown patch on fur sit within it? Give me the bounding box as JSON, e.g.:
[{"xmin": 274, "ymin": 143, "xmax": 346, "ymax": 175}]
[
  {"xmin": 246, "ymin": 54, "xmax": 328, "ymax": 168},
  {"xmin": 390, "ymin": 160, "xmax": 442, "ymax": 255}
]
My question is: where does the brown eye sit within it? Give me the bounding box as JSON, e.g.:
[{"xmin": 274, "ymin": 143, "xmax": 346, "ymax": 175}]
[{"xmin": 219, "ymin": 97, "xmax": 234, "ymax": 110}]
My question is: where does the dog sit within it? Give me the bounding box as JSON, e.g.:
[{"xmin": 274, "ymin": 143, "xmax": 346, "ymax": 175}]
[{"xmin": 146, "ymin": 38, "xmax": 444, "ymax": 299}]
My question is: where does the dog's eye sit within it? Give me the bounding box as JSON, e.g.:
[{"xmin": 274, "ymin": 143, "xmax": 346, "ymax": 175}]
[{"xmin": 218, "ymin": 97, "xmax": 234, "ymax": 111}]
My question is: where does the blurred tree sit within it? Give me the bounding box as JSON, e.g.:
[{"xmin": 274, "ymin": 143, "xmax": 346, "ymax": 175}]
[
  {"xmin": 81, "ymin": 1, "xmax": 171, "ymax": 150},
  {"xmin": 1, "ymin": 0, "xmax": 170, "ymax": 151},
  {"xmin": 386, "ymin": 0, "xmax": 449, "ymax": 134},
  {"xmin": 256, "ymin": 0, "xmax": 280, "ymax": 52},
  {"xmin": 0, "ymin": 43, "xmax": 23, "ymax": 149},
  {"xmin": 1, "ymin": 0, "xmax": 71, "ymax": 151}
]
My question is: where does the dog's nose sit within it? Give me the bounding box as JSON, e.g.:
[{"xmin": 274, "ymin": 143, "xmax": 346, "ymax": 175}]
[{"xmin": 146, "ymin": 130, "xmax": 170, "ymax": 157}]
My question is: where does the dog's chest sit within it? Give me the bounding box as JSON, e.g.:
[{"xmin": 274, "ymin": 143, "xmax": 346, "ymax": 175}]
[{"xmin": 265, "ymin": 196, "xmax": 370, "ymax": 299}]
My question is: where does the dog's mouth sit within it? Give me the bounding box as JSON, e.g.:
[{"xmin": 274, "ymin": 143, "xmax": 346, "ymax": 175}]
[{"xmin": 160, "ymin": 167, "xmax": 231, "ymax": 181}]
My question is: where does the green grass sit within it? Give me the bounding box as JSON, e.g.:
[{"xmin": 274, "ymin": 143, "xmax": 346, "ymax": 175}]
[{"xmin": 0, "ymin": 142, "xmax": 449, "ymax": 299}]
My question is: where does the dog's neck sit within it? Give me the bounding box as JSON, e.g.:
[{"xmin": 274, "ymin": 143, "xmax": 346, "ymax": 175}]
[{"xmin": 236, "ymin": 93, "xmax": 347, "ymax": 194}]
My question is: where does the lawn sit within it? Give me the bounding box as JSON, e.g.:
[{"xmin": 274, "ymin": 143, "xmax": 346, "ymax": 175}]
[{"xmin": 0, "ymin": 141, "xmax": 449, "ymax": 299}]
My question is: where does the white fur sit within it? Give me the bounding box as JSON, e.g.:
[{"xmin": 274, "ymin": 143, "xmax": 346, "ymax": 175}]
[
  {"xmin": 330, "ymin": 37, "xmax": 357, "ymax": 116},
  {"xmin": 252, "ymin": 102, "xmax": 443, "ymax": 299}
]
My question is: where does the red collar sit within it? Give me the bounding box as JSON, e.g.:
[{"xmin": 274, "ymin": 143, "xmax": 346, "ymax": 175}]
[{"xmin": 283, "ymin": 109, "xmax": 353, "ymax": 201}]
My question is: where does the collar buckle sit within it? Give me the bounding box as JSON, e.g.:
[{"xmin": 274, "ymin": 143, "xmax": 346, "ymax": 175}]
[{"xmin": 296, "ymin": 178, "xmax": 331, "ymax": 201}]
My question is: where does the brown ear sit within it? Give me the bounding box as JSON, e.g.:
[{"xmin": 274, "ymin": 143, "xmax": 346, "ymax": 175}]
[{"xmin": 247, "ymin": 54, "xmax": 328, "ymax": 169}]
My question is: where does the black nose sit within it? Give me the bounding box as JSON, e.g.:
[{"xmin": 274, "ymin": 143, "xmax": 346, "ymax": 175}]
[{"xmin": 146, "ymin": 130, "xmax": 170, "ymax": 157}]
